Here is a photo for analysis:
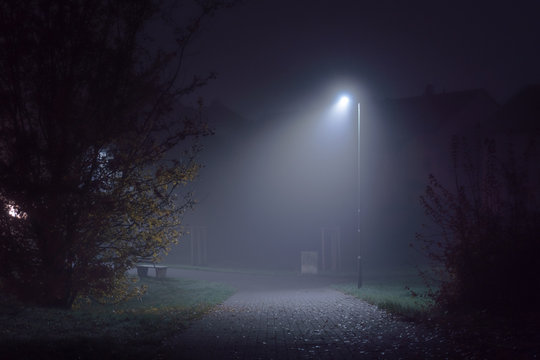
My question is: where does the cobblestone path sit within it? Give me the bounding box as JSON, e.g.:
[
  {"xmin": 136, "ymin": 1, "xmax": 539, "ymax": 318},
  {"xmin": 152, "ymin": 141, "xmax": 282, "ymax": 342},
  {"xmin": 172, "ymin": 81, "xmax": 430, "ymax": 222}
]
[{"xmin": 162, "ymin": 270, "xmax": 458, "ymax": 359}]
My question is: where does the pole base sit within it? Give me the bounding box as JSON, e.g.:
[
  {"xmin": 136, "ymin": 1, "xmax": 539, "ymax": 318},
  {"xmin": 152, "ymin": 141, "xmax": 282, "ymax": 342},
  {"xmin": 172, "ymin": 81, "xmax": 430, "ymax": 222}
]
[{"xmin": 357, "ymin": 256, "xmax": 362, "ymax": 288}]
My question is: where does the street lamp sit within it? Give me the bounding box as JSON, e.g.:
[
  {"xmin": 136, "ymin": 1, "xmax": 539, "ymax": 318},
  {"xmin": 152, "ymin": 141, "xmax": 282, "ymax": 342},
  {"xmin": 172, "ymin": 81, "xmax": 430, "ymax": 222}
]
[
  {"xmin": 336, "ymin": 95, "xmax": 350, "ymax": 110},
  {"xmin": 335, "ymin": 95, "xmax": 362, "ymax": 288}
]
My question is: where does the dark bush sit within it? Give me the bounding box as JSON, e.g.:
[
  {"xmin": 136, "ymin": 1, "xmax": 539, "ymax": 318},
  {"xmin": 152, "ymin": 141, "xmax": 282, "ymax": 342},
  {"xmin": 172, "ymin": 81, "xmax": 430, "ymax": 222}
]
[{"xmin": 416, "ymin": 136, "xmax": 540, "ymax": 314}]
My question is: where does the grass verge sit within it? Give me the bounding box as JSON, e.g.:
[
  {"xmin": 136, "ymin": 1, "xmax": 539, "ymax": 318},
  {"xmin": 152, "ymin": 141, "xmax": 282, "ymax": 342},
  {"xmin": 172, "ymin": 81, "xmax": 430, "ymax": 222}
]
[
  {"xmin": 332, "ymin": 269, "xmax": 434, "ymax": 320},
  {"xmin": 0, "ymin": 276, "xmax": 235, "ymax": 360}
]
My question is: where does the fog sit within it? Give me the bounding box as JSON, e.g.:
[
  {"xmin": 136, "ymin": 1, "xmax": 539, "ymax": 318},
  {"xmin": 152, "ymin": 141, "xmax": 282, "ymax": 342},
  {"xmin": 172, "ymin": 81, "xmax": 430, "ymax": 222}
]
[
  {"xmin": 153, "ymin": 0, "xmax": 540, "ymax": 276},
  {"xmin": 166, "ymin": 88, "xmax": 443, "ymax": 274}
]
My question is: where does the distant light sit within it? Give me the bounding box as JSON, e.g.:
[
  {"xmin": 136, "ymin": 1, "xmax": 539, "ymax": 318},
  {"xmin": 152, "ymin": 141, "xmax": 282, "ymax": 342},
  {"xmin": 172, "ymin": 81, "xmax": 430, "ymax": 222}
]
[
  {"xmin": 7, "ymin": 205, "xmax": 16, "ymax": 217},
  {"xmin": 336, "ymin": 95, "xmax": 350, "ymax": 110},
  {"xmin": 6, "ymin": 203, "xmax": 27, "ymax": 219}
]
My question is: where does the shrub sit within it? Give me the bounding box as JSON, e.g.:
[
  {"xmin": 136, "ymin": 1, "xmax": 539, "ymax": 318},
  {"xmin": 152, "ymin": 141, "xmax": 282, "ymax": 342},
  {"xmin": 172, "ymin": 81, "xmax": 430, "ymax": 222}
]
[{"xmin": 416, "ymin": 135, "xmax": 540, "ymax": 314}]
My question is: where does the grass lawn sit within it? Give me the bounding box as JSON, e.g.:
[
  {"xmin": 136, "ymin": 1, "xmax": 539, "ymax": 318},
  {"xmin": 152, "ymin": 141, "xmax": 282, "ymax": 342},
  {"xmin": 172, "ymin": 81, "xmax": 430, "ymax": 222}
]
[
  {"xmin": 333, "ymin": 267, "xmax": 435, "ymax": 320},
  {"xmin": 165, "ymin": 263, "xmax": 300, "ymax": 276},
  {"xmin": 0, "ymin": 276, "xmax": 235, "ymax": 360}
]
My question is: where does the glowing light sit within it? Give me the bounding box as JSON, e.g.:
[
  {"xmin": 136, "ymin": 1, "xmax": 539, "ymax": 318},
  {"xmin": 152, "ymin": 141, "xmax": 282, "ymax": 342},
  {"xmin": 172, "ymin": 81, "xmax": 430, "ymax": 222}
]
[
  {"xmin": 6, "ymin": 203, "xmax": 27, "ymax": 219},
  {"xmin": 330, "ymin": 94, "xmax": 352, "ymax": 119},
  {"xmin": 336, "ymin": 95, "xmax": 350, "ymax": 110}
]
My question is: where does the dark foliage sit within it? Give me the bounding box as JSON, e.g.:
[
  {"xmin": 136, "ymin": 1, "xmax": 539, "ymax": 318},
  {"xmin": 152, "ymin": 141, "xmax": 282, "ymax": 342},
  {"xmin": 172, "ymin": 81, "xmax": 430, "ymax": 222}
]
[
  {"xmin": 416, "ymin": 135, "xmax": 540, "ymax": 314},
  {"xmin": 0, "ymin": 0, "xmax": 233, "ymax": 308}
]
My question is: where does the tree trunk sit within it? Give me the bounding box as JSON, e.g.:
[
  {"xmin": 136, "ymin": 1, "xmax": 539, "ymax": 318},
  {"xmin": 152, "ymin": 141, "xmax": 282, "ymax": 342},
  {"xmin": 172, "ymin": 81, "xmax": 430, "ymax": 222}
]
[{"xmin": 37, "ymin": 257, "xmax": 77, "ymax": 309}]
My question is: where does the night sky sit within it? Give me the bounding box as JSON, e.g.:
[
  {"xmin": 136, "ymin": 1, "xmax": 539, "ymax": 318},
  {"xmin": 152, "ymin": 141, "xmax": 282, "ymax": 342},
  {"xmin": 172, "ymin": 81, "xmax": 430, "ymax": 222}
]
[{"xmin": 189, "ymin": 0, "xmax": 540, "ymax": 117}]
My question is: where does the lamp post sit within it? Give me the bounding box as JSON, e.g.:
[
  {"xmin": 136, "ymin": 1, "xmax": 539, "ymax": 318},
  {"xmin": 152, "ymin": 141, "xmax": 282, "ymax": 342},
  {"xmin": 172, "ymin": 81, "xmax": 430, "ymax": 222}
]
[
  {"xmin": 335, "ymin": 95, "xmax": 362, "ymax": 288},
  {"xmin": 356, "ymin": 101, "xmax": 362, "ymax": 288}
]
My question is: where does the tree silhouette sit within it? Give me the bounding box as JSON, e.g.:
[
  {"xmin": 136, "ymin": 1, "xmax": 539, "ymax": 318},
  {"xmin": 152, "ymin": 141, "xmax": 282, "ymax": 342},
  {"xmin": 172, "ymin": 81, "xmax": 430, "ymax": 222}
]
[{"xmin": 0, "ymin": 0, "xmax": 231, "ymax": 308}]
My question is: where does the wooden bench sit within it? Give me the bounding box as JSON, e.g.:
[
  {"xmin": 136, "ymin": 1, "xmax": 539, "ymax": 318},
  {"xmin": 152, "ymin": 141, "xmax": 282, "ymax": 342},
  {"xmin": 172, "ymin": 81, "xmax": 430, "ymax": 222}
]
[{"xmin": 136, "ymin": 257, "xmax": 168, "ymax": 278}]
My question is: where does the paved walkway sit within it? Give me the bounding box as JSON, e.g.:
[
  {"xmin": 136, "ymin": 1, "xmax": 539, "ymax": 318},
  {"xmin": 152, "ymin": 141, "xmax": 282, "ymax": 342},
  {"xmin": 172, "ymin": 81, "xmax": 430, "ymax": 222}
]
[{"xmin": 160, "ymin": 269, "xmax": 458, "ymax": 359}]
